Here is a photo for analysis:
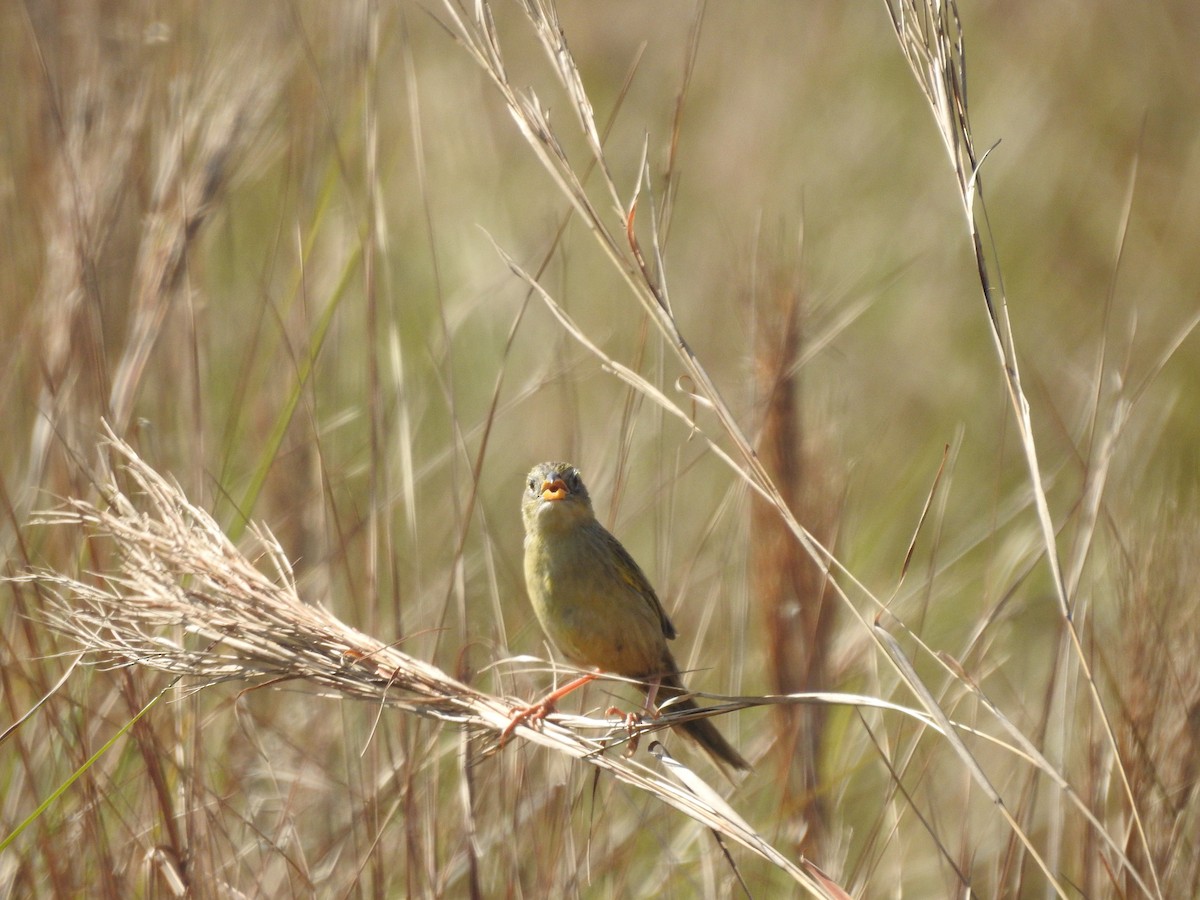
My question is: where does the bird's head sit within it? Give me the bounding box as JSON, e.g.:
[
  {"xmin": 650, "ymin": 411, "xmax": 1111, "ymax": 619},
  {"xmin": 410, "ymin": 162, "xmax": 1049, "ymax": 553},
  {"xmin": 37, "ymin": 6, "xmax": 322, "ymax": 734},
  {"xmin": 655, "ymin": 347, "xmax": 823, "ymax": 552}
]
[{"xmin": 521, "ymin": 461, "xmax": 595, "ymax": 533}]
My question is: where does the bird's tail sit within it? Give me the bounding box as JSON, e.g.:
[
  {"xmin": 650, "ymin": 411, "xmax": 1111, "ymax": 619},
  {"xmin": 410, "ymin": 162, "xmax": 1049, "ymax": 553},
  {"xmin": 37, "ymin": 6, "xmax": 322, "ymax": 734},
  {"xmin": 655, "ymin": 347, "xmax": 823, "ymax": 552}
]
[{"xmin": 649, "ymin": 657, "xmax": 749, "ymax": 772}]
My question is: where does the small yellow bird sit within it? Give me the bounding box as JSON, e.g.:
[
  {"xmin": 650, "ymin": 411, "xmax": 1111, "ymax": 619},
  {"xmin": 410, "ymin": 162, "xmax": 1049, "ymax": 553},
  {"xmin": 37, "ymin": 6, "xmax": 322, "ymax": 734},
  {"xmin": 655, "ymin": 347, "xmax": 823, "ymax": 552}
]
[{"xmin": 516, "ymin": 460, "xmax": 748, "ymax": 772}]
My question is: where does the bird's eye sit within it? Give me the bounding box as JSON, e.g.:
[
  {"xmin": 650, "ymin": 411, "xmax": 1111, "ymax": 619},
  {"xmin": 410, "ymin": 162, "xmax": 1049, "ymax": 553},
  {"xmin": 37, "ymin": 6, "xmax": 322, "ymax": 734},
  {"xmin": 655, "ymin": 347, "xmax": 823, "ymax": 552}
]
[{"xmin": 528, "ymin": 478, "xmax": 537, "ymax": 493}]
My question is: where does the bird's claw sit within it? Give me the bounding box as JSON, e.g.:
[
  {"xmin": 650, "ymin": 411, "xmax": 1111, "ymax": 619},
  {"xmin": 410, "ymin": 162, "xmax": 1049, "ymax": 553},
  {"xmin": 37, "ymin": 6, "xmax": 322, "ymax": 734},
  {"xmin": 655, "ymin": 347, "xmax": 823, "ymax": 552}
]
[
  {"xmin": 606, "ymin": 706, "xmax": 645, "ymax": 756},
  {"xmin": 500, "ymin": 699, "xmax": 556, "ymax": 746},
  {"xmin": 496, "ymin": 672, "xmax": 597, "ymax": 753}
]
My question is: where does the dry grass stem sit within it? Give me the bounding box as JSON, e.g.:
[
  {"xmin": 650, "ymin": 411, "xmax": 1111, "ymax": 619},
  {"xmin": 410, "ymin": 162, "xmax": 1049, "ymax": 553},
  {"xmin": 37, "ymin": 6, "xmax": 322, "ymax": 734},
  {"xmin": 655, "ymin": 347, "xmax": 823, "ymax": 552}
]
[
  {"xmin": 887, "ymin": 1, "xmax": 1165, "ymax": 894},
  {"xmin": 20, "ymin": 430, "xmax": 843, "ymax": 896}
]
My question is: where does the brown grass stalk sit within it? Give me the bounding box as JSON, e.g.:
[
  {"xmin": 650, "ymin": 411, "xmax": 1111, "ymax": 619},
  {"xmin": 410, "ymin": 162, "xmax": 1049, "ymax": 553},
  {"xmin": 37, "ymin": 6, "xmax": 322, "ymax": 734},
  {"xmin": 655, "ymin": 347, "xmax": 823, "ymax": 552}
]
[{"xmin": 748, "ymin": 251, "xmax": 837, "ymax": 854}]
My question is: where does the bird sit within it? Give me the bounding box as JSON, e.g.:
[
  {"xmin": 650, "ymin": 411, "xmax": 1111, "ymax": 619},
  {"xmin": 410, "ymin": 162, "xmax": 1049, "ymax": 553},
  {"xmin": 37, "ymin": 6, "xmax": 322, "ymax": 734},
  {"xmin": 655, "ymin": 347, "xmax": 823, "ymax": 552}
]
[{"xmin": 513, "ymin": 460, "xmax": 748, "ymax": 772}]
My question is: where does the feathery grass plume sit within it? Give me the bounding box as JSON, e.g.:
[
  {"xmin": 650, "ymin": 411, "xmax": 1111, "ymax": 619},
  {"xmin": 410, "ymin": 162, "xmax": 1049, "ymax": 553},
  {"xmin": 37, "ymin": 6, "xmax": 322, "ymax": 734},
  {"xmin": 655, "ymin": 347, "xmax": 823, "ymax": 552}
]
[
  {"xmin": 747, "ymin": 241, "xmax": 839, "ymax": 854},
  {"xmin": 20, "ymin": 428, "xmax": 843, "ymax": 897},
  {"xmin": 27, "ymin": 69, "xmax": 145, "ymax": 506},
  {"xmin": 1111, "ymin": 513, "xmax": 1200, "ymax": 898},
  {"xmin": 107, "ymin": 45, "xmax": 290, "ymax": 435}
]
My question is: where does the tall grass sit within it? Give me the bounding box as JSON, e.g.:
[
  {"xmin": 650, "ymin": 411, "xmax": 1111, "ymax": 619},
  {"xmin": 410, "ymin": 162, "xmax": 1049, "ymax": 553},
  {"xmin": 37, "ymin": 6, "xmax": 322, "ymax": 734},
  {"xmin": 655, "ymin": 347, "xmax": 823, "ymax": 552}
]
[{"xmin": 3, "ymin": 0, "xmax": 1198, "ymax": 896}]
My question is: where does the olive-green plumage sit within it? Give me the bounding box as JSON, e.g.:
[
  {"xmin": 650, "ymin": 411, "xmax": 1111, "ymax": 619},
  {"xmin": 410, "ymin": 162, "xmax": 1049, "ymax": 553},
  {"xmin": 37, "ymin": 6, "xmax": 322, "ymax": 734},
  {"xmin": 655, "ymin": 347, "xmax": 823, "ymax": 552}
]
[{"xmin": 521, "ymin": 461, "xmax": 748, "ymax": 772}]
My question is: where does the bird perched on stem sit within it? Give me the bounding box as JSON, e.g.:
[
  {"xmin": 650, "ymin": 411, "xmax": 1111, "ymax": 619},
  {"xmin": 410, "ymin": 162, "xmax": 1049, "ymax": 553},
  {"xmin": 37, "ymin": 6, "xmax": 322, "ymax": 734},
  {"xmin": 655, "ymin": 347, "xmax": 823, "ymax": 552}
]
[{"xmin": 512, "ymin": 460, "xmax": 748, "ymax": 772}]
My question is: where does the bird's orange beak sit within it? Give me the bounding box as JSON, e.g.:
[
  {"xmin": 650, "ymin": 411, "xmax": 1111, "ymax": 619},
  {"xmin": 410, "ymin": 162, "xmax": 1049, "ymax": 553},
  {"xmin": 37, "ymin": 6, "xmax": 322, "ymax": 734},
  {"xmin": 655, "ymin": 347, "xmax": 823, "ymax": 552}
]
[{"xmin": 540, "ymin": 479, "xmax": 569, "ymax": 502}]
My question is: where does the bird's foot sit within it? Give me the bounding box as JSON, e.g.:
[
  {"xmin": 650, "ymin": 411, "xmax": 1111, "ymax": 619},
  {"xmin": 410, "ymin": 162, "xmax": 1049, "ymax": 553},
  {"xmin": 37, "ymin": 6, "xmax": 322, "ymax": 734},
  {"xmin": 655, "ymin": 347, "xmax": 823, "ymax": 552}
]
[
  {"xmin": 606, "ymin": 706, "xmax": 646, "ymax": 756},
  {"xmin": 498, "ymin": 672, "xmax": 598, "ymax": 748},
  {"xmin": 500, "ymin": 699, "xmax": 556, "ymax": 745}
]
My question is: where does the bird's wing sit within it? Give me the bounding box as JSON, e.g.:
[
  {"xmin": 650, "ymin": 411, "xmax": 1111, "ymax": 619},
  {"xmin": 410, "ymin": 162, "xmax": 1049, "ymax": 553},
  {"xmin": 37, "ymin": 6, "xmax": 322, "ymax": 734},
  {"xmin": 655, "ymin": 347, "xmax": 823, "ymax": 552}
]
[{"xmin": 600, "ymin": 526, "xmax": 678, "ymax": 641}]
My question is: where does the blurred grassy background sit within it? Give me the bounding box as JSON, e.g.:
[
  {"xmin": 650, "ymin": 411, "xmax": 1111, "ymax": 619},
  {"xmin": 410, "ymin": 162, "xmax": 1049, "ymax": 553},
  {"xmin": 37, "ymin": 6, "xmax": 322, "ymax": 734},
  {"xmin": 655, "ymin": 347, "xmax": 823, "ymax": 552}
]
[{"xmin": 3, "ymin": 0, "xmax": 1198, "ymax": 896}]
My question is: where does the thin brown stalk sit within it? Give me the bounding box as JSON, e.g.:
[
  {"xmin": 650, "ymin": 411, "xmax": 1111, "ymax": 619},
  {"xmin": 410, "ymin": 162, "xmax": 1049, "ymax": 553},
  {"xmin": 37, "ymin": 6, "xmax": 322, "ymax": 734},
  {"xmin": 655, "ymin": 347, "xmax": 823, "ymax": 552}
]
[{"xmin": 748, "ymin": 249, "xmax": 836, "ymax": 853}]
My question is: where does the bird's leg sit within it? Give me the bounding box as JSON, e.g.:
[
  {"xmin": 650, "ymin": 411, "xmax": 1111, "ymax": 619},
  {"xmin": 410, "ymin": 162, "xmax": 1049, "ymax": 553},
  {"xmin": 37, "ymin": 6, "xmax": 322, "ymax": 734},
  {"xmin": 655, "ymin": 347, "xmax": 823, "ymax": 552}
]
[
  {"xmin": 643, "ymin": 673, "xmax": 663, "ymax": 714},
  {"xmin": 604, "ymin": 673, "xmax": 665, "ymax": 757},
  {"xmin": 500, "ymin": 672, "xmax": 597, "ymax": 745}
]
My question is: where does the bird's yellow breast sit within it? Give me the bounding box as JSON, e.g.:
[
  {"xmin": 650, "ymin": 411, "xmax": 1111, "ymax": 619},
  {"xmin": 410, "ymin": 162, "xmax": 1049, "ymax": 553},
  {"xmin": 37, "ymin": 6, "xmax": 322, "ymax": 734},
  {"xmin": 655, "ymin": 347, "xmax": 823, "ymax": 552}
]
[{"xmin": 524, "ymin": 524, "xmax": 667, "ymax": 677}]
